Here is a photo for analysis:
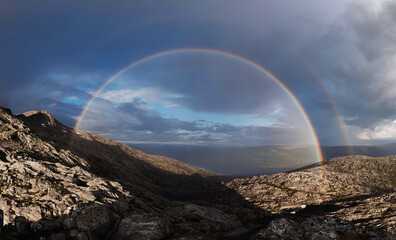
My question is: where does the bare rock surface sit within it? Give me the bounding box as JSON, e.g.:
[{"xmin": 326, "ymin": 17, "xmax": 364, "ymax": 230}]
[
  {"xmin": 113, "ymin": 214, "xmax": 170, "ymax": 240},
  {"xmin": 0, "ymin": 106, "xmax": 395, "ymax": 239},
  {"xmin": 226, "ymin": 155, "xmax": 396, "ymax": 235},
  {"xmin": 253, "ymin": 216, "xmax": 395, "ymax": 240},
  {"xmin": 0, "ymin": 153, "xmax": 131, "ymax": 225}
]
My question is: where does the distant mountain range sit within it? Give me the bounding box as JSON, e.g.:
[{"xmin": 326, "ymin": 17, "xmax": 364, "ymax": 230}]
[
  {"xmin": 321, "ymin": 143, "xmax": 396, "ymax": 159},
  {"xmin": 130, "ymin": 143, "xmax": 396, "ymax": 176}
]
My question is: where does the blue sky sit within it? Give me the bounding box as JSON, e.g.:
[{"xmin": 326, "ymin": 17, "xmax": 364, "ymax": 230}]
[{"xmin": 1, "ymin": 0, "xmax": 396, "ymax": 146}]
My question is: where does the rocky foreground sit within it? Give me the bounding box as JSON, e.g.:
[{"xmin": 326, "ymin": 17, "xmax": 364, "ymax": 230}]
[
  {"xmin": 0, "ymin": 106, "xmax": 395, "ymax": 239},
  {"xmin": 225, "ymin": 155, "xmax": 396, "ymax": 234}
]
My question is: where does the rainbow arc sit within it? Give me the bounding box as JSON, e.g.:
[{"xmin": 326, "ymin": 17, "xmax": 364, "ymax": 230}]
[{"xmin": 72, "ymin": 48, "xmax": 324, "ymax": 166}]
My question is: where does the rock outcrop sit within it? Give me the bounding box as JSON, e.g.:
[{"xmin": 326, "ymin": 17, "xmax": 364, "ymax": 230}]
[
  {"xmin": 226, "ymin": 155, "xmax": 396, "ymax": 235},
  {"xmin": 253, "ymin": 216, "xmax": 392, "ymax": 240},
  {"xmin": 0, "ymin": 106, "xmax": 395, "ymax": 239}
]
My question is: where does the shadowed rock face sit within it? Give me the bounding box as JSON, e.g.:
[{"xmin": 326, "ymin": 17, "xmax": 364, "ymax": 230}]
[{"xmin": 0, "ymin": 106, "xmax": 395, "ymax": 239}]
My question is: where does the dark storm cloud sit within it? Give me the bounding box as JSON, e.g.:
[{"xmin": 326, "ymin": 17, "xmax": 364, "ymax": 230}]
[
  {"xmin": 123, "ymin": 53, "xmax": 295, "ymax": 115},
  {"xmin": 0, "ymin": 0, "xmax": 331, "ymax": 98},
  {"xmin": 2, "ymin": 0, "xmax": 395, "ymax": 144},
  {"xmin": 298, "ymin": 0, "xmax": 396, "ymax": 132}
]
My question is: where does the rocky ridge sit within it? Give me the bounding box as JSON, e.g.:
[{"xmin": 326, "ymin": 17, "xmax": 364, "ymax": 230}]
[
  {"xmin": 0, "ymin": 106, "xmax": 395, "ymax": 239},
  {"xmin": 226, "ymin": 155, "xmax": 396, "ymax": 234}
]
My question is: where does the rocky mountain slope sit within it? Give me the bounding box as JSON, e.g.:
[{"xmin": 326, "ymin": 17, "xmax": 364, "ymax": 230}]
[
  {"xmin": 0, "ymin": 106, "xmax": 395, "ymax": 239},
  {"xmin": 225, "ymin": 155, "xmax": 396, "ymax": 234}
]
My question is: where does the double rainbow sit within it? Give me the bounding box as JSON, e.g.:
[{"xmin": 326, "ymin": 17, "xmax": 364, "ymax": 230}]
[{"xmin": 72, "ymin": 48, "xmax": 324, "ymax": 165}]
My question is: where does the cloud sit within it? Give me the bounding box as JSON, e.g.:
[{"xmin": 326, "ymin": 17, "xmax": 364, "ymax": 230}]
[
  {"xmin": 99, "ymin": 87, "xmax": 182, "ymax": 108},
  {"xmin": 264, "ymin": 0, "xmax": 396, "ymax": 144},
  {"xmin": 357, "ymin": 119, "xmax": 396, "ymax": 140},
  {"xmin": 335, "ymin": 1, "xmax": 396, "ymax": 118},
  {"xmin": 3, "ymin": 0, "xmax": 396, "ymax": 146},
  {"xmin": 116, "ymin": 52, "xmax": 304, "ymax": 116},
  {"xmin": 78, "ymin": 97, "xmax": 313, "ymax": 146}
]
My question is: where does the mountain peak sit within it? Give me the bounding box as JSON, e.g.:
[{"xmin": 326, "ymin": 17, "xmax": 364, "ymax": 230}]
[
  {"xmin": 0, "ymin": 106, "xmax": 12, "ymax": 116},
  {"xmin": 17, "ymin": 110, "xmax": 57, "ymax": 126}
]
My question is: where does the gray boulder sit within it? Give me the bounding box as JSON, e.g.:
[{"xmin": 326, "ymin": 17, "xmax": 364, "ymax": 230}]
[
  {"xmin": 113, "ymin": 214, "xmax": 170, "ymax": 240},
  {"xmin": 75, "ymin": 204, "xmax": 119, "ymax": 239},
  {"xmin": 15, "ymin": 216, "xmax": 29, "ymax": 234}
]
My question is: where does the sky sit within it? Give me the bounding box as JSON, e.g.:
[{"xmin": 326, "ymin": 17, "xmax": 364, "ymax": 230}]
[{"xmin": 1, "ymin": 0, "xmax": 396, "ymax": 147}]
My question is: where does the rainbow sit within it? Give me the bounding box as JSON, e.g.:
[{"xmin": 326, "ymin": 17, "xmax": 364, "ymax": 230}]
[
  {"xmin": 50, "ymin": 18, "xmax": 351, "ymax": 153},
  {"xmin": 72, "ymin": 48, "xmax": 324, "ymax": 165},
  {"xmin": 223, "ymin": 20, "xmax": 353, "ymax": 151},
  {"xmin": 283, "ymin": 46, "xmax": 353, "ymax": 153}
]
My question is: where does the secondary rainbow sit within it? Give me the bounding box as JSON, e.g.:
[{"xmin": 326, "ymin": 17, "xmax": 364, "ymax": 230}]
[
  {"xmin": 54, "ymin": 17, "xmax": 350, "ymax": 152},
  {"xmin": 72, "ymin": 48, "xmax": 324, "ymax": 165}
]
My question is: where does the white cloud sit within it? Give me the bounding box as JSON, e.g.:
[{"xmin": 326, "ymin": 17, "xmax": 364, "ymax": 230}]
[
  {"xmin": 99, "ymin": 88, "xmax": 161, "ymax": 103},
  {"xmin": 361, "ymin": 0, "xmax": 391, "ymax": 14},
  {"xmin": 98, "ymin": 87, "xmax": 183, "ymax": 108},
  {"xmin": 357, "ymin": 119, "xmax": 396, "ymax": 140}
]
